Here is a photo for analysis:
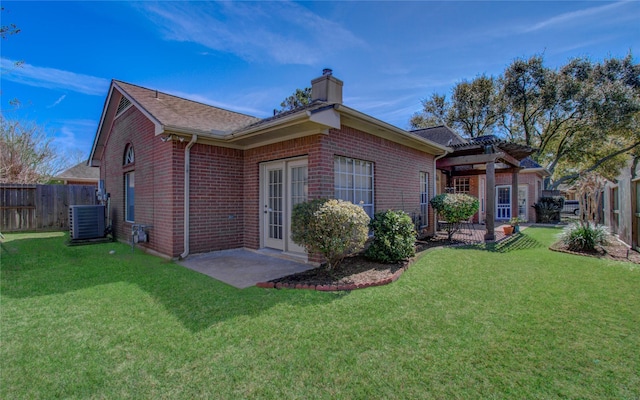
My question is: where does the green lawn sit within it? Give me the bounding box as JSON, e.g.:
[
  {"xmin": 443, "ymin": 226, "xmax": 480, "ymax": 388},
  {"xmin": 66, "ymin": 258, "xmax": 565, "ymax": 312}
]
[{"xmin": 1, "ymin": 228, "xmax": 638, "ymax": 399}]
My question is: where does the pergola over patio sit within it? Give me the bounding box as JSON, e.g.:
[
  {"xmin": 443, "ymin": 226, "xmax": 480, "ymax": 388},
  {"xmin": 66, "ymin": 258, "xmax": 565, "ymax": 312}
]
[
  {"xmin": 411, "ymin": 127, "xmax": 536, "ymax": 241},
  {"xmin": 440, "ymin": 136, "xmax": 536, "ymax": 240}
]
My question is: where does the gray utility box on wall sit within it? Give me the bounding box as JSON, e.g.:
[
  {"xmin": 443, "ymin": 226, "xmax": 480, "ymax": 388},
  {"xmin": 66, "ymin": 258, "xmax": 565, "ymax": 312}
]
[{"xmin": 69, "ymin": 205, "xmax": 105, "ymax": 240}]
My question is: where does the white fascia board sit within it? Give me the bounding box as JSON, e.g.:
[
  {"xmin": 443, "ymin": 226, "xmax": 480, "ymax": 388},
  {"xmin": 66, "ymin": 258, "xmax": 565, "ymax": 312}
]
[
  {"xmin": 520, "ymin": 167, "xmax": 551, "ymax": 176},
  {"xmin": 88, "ymin": 83, "xmax": 116, "ymax": 166},
  {"xmin": 308, "ymin": 108, "xmax": 341, "ymax": 129}
]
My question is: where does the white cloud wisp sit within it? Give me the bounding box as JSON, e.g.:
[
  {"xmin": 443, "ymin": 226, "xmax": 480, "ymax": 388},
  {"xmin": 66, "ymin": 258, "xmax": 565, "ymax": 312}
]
[
  {"xmin": 0, "ymin": 58, "xmax": 109, "ymax": 96},
  {"xmin": 137, "ymin": 1, "xmax": 365, "ymax": 65}
]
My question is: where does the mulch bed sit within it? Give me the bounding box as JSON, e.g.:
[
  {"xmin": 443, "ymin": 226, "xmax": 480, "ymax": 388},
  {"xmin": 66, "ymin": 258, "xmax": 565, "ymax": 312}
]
[
  {"xmin": 260, "ymin": 233, "xmax": 640, "ymax": 291},
  {"xmin": 550, "ymin": 236, "xmax": 640, "ymax": 264},
  {"xmin": 261, "ymin": 236, "xmax": 458, "ymax": 290}
]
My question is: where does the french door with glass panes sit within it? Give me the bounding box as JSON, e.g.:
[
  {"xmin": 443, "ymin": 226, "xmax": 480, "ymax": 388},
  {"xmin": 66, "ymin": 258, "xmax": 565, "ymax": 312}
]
[{"xmin": 261, "ymin": 158, "xmax": 308, "ymax": 254}]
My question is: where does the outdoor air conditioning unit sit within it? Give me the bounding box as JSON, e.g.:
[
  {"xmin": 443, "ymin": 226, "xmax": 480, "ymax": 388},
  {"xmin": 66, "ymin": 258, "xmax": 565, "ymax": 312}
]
[{"xmin": 69, "ymin": 205, "xmax": 106, "ymax": 240}]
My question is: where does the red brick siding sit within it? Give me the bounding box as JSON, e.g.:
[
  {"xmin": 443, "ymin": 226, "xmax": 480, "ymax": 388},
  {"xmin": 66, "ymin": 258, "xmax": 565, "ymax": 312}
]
[
  {"xmin": 443, "ymin": 172, "xmax": 542, "ymax": 223},
  {"xmin": 242, "ymin": 126, "xmax": 436, "ymax": 250},
  {"xmin": 495, "ymin": 172, "xmax": 542, "ymax": 222},
  {"xmin": 183, "ymin": 143, "xmax": 244, "ymax": 254},
  {"xmin": 102, "ymin": 109, "xmax": 438, "ymax": 258},
  {"xmin": 321, "ymin": 126, "xmax": 435, "ymax": 221},
  {"xmin": 100, "ymin": 106, "xmax": 176, "ymax": 256}
]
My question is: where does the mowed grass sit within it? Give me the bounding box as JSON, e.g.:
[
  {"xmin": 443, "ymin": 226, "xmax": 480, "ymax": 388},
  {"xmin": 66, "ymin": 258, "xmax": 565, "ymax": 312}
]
[{"xmin": 1, "ymin": 228, "xmax": 638, "ymax": 399}]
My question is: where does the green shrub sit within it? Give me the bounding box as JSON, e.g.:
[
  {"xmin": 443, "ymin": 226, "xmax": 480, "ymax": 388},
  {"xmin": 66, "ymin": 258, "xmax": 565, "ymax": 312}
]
[
  {"xmin": 560, "ymin": 222, "xmax": 609, "ymax": 252},
  {"xmin": 291, "ymin": 199, "xmax": 370, "ymax": 270},
  {"xmin": 291, "ymin": 198, "xmax": 328, "ymax": 248},
  {"xmin": 430, "ymin": 193, "xmax": 479, "ymax": 240},
  {"xmin": 533, "ymin": 197, "xmax": 564, "ymax": 223},
  {"xmin": 365, "ymin": 210, "xmax": 416, "ymax": 263}
]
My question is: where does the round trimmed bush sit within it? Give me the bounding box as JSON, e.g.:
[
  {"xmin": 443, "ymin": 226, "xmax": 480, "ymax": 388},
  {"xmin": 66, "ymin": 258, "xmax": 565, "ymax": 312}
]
[
  {"xmin": 365, "ymin": 210, "xmax": 416, "ymax": 263},
  {"xmin": 291, "ymin": 199, "xmax": 370, "ymax": 270},
  {"xmin": 430, "ymin": 193, "xmax": 479, "ymax": 240}
]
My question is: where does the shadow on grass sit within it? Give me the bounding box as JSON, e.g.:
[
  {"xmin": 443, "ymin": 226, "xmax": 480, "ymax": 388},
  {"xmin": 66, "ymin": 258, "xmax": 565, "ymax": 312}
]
[
  {"xmin": 0, "ymin": 233, "xmax": 345, "ymax": 333},
  {"xmin": 456, "ymin": 231, "xmax": 544, "ymax": 253}
]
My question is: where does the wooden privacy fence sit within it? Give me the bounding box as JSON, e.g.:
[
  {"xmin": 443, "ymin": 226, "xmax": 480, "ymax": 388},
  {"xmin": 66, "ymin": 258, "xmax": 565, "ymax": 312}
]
[{"xmin": 1, "ymin": 184, "xmax": 97, "ymax": 232}]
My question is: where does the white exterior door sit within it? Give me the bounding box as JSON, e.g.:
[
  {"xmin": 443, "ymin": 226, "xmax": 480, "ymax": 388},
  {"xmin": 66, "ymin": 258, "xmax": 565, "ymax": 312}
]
[
  {"xmin": 261, "ymin": 158, "xmax": 308, "ymax": 254},
  {"xmin": 496, "ymin": 185, "xmax": 511, "ymax": 220},
  {"xmin": 518, "ymin": 185, "xmax": 528, "ymax": 221}
]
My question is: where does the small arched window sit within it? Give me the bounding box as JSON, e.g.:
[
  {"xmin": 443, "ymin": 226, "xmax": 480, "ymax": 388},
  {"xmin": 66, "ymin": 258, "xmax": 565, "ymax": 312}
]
[{"xmin": 124, "ymin": 145, "xmax": 134, "ymax": 165}]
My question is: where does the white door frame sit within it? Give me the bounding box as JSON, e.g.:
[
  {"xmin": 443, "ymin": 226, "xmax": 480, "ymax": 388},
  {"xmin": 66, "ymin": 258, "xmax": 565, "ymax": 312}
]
[
  {"xmin": 517, "ymin": 184, "xmax": 528, "ymax": 222},
  {"xmin": 496, "ymin": 185, "xmax": 511, "ymax": 220},
  {"xmin": 259, "ymin": 157, "xmax": 308, "ymax": 256}
]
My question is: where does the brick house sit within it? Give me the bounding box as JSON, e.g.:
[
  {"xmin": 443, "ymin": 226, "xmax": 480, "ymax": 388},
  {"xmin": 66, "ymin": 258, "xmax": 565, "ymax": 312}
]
[
  {"xmin": 88, "ymin": 71, "xmax": 448, "ymax": 260},
  {"xmin": 412, "ymin": 126, "xmax": 549, "ymax": 235},
  {"xmin": 54, "ymin": 161, "xmax": 99, "ymax": 186}
]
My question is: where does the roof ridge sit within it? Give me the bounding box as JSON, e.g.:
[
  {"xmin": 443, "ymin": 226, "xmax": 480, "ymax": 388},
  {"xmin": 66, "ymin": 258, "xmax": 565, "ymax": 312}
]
[
  {"xmin": 409, "ymin": 124, "xmax": 446, "ymax": 132},
  {"xmin": 112, "ymin": 79, "xmax": 260, "ymax": 120},
  {"xmin": 237, "ymin": 100, "xmax": 330, "ymax": 131}
]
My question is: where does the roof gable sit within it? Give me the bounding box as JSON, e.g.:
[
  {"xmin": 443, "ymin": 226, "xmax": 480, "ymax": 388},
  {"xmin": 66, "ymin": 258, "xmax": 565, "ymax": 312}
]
[{"xmin": 113, "ymin": 81, "xmax": 260, "ymax": 135}]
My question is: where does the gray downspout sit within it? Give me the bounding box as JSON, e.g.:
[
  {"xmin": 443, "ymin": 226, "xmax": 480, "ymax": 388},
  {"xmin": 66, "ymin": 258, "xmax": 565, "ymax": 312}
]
[{"xmin": 180, "ymin": 134, "xmax": 198, "ymax": 259}]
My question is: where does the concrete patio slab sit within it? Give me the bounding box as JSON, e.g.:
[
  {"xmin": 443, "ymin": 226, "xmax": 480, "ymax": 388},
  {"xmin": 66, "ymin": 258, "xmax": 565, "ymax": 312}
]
[{"xmin": 177, "ymin": 248, "xmax": 315, "ymax": 289}]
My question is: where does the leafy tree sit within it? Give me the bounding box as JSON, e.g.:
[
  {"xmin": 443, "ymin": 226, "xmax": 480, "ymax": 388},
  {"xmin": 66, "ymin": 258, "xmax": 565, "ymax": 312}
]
[
  {"xmin": 274, "ymin": 87, "xmax": 312, "ymax": 114},
  {"xmin": 450, "ymin": 75, "xmax": 501, "ymax": 137},
  {"xmin": 0, "ymin": 117, "xmax": 68, "ymax": 184},
  {"xmin": 410, "ymin": 93, "xmax": 450, "ymax": 129},
  {"xmin": 411, "ymin": 54, "xmax": 640, "ymax": 189},
  {"xmin": 430, "ymin": 193, "xmax": 479, "ymax": 241},
  {"xmin": 411, "ymin": 76, "xmax": 500, "ymax": 138}
]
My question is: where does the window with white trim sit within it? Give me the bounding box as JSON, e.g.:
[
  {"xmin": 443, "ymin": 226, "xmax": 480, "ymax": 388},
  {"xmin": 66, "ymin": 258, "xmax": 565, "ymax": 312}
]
[
  {"xmin": 124, "ymin": 145, "xmax": 134, "ymax": 165},
  {"xmin": 123, "ymin": 145, "xmax": 135, "ymax": 222},
  {"xmin": 125, "ymin": 171, "xmax": 135, "ymax": 222},
  {"xmin": 453, "ymin": 177, "xmax": 470, "ymax": 194},
  {"xmin": 334, "ymin": 156, "xmax": 374, "ymax": 218},
  {"xmin": 420, "ymin": 172, "xmax": 429, "ymax": 227}
]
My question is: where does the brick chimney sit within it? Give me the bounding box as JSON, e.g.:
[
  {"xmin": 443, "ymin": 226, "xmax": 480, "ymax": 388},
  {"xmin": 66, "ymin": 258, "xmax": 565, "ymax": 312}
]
[{"xmin": 311, "ymin": 68, "xmax": 343, "ymax": 104}]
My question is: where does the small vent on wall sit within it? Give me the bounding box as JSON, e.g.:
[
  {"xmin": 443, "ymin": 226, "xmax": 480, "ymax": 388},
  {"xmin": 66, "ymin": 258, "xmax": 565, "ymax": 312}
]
[{"xmin": 116, "ymin": 96, "xmax": 131, "ymax": 116}]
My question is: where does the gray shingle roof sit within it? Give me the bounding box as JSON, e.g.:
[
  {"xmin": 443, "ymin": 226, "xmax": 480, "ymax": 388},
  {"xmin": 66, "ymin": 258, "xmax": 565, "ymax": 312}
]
[
  {"xmin": 56, "ymin": 161, "xmax": 99, "ymax": 180},
  {"xmin": 519, "ymin": 157, "xmax": 543, "ymax": 168},
  {"xmin": 114, "ymin": 80, "xmax": 260, "ymax": 135},
  {"xmin": 237, "ymin": 100, "xmax": 332, "ymax": 132},
  {"xmin": 410, "ymin": 126, "xmax": 467, "ymax": 146}
]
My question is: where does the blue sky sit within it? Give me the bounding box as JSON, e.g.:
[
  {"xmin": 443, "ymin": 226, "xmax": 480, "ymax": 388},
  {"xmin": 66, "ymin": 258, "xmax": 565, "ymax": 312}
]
[{"xmin": 1, "ymin": 1, "xmax": 638, "ymax": 160}]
